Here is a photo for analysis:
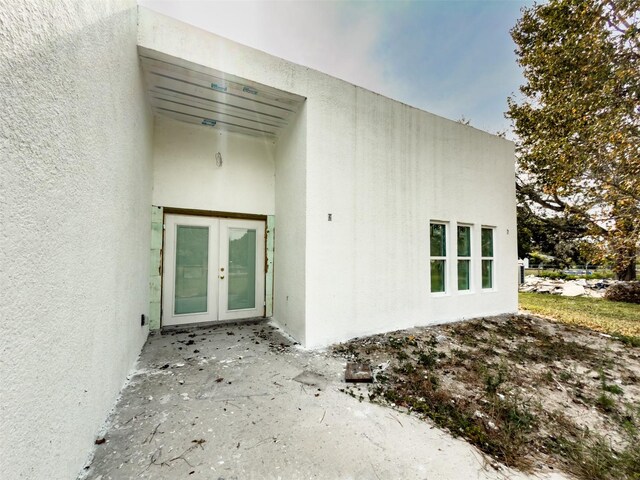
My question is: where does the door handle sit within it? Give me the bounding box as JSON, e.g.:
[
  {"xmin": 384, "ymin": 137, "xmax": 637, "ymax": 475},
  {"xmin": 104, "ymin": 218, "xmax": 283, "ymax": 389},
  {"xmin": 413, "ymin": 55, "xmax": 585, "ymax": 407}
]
[{"xmin": 220, "ymin": 275, "xmax": 225, "ymax": 280}]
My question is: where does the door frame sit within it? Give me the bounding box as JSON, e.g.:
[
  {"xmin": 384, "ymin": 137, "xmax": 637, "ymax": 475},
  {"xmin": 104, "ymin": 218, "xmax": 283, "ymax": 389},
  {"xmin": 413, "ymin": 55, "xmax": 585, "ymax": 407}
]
[
  {"xmin": 218, "ymin": 218, "xmax": 266, "ymax": 321},
  {"xmin": 162, "ymin": 214, "xmax": 219, "ymax": 326},
  {"xmin": 161, "ymin": 208, "xmax": 268, "ymax": 328}
]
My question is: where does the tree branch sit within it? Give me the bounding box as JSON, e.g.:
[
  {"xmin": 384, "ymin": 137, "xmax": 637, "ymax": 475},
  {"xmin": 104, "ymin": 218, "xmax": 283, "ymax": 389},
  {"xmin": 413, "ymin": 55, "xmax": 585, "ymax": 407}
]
[{"xmin": 605, "ymin": 0, "xmax": 640, "ymax": 52}]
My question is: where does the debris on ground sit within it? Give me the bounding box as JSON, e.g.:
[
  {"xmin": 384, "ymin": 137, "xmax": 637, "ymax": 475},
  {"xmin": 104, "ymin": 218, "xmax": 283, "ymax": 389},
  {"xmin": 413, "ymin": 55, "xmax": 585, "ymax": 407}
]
[
  {"xmin": 605, "ymin": 281, "xmax": 640, "ymax": 304},
  {"xmin": 333, "ymin": 314, "xmax": 640, "ymax": 480},
  {"xmin": 345, "ymin": 362, "xmax": 373, "ymax": 383},
  {"xmin": 83, "ymin": 320, "xmax": 558, "ymax": 480},
  {"xmin": 519, "ymin": 275, "xmax": 615, "ymax": 297}
]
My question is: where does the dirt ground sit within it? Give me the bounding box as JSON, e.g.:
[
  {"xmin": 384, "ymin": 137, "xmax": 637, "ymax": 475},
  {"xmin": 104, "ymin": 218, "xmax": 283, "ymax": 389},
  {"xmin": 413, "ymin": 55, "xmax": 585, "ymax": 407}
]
[
  {"xmin": 82, "ymin": 321, "xmax": 563, "ymax": 480},
  {"xmin": 333, "ymin": 314, "xmax": 640, "ymax": 480}
]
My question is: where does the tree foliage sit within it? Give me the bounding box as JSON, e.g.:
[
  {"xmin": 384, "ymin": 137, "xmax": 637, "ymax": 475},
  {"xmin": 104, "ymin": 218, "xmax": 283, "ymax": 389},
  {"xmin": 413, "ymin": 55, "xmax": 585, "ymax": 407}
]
[
  {"xmin": 508, "ymin": 0, "xmax": 640, "ymax": 279},
  {"xmin": 517, "ymin": 201, "xmax": 589, "ymax": 266}
]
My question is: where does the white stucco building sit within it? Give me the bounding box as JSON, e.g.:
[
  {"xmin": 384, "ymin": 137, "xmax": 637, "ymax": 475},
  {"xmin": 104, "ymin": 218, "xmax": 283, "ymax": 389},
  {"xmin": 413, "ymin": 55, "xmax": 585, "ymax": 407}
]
[{"xmin": 1, "ymin": 2, "xmax": 517, "ymax": 478}]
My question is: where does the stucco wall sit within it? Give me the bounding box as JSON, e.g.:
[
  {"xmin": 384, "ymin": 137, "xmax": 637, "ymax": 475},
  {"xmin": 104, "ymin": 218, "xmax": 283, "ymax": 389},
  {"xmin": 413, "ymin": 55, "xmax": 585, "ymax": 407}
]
[
  {"xmin": 273, "ymin": 106, "xmax": 308, "ymax": 343},
  {"xmin": 0, "ymin": 1, "xmax": 153, "ymax": 478},
  {"xmin": 138, "ymin": 8, "xmax": 517, "ymax": 349},
  {"xmin": 152, "ymin": 115, "xmax": 276, "ymax": 215},
  {"xmin": 304, "ymin": 86, "xmax": 517, "ymax": 347}
]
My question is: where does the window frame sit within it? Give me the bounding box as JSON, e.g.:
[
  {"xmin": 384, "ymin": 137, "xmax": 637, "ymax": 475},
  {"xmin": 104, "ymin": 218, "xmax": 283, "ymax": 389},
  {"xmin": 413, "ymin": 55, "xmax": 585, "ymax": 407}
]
[
  {"xmin": 481, "ymin": 226, "xmax": 495, "ymax": 290},
  {"xmin": 429, "ymin": 222, "xmax": 448, "ymax": 294},
  {"xmin": 456, "ymin": 224, "xmax": 472, "ymax": 292}
]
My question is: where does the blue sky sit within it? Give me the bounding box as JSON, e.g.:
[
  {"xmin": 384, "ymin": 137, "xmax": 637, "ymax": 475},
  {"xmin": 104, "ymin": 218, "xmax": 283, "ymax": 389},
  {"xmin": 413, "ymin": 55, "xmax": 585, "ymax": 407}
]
[{"xmin": 139, "ymin": 0, "xmax": 533, "ymax": 134}]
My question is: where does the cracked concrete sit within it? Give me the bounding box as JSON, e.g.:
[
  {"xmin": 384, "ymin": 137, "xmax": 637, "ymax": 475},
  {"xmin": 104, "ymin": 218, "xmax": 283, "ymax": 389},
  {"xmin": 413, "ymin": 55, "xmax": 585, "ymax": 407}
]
[{"xmin": 81, "ymin": 321, "xmax": 566, "ymax": 480}]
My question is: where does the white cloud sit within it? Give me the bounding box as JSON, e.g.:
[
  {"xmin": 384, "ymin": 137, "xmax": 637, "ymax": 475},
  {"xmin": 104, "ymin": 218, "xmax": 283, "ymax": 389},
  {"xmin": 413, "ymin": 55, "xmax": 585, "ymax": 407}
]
[
  {"xmin": 138, "ymin": 0, "xmax": 526, "ymax": 134},
  {"xmin": 138, "ymin": 0, "xmax": 390, "ymax": 94}
]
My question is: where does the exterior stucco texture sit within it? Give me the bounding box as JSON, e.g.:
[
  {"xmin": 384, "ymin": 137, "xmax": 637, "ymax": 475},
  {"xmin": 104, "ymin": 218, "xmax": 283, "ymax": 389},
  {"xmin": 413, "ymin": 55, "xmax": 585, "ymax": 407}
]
[
  {"xmin": 0, "ymin": 1, "xmax": 153, "ymax": 478},
  {"xmin": 138, "ymin": 9, "xmax": 518, "ymax": 349},
  {"xmin": 0, "ymin": 4, "xmax": 518, "ymax": 475}
]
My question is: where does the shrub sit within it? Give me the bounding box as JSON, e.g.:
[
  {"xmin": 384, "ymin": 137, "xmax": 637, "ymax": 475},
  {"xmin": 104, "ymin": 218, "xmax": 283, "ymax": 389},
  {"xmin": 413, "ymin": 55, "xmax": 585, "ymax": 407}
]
[
  {"xmin": 545, "ymin": 271, "xmax": 568, "ymax": 280},
  {"xmin": 590, "ymin": 270, "xmax": 615, "ymax": 280},
  {"xmin": 604, "ymin": 282, "xmax": 640, "ymax": 304}
]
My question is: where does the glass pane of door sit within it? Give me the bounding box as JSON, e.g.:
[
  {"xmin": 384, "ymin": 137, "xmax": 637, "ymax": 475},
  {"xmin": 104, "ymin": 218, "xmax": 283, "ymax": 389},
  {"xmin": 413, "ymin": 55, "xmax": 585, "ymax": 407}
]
[
  {"xmin": 228, "ymin": 228, "xmax": 256, "ymax": 310},
  {"xmin": 174, "ymin": 226, "xmax": 209, "ymax": 314}
]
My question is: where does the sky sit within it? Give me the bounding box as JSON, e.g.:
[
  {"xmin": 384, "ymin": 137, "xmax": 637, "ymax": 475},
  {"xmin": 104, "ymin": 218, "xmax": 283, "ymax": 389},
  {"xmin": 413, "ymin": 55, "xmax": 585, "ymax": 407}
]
[{"xmin": 138, "ymin": 0, "xmax": 534, "ymax": 135}]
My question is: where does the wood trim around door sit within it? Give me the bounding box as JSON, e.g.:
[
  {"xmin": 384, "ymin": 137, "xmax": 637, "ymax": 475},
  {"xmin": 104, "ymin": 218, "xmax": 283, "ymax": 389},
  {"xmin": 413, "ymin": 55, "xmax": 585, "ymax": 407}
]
[{"xmin": 163, "ymin": 207, "xmax": 267, "ymax": 222}]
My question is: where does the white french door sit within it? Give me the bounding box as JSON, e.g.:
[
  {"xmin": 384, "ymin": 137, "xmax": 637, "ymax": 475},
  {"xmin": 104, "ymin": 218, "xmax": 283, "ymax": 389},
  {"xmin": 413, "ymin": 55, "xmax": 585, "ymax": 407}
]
[
  {"xmin": 218, "ymin": 219, "xmax": 265, "ymax": 321},
  {"xmin": 162, "ymin": 214, "xmax": 265, "ymax": 326}
]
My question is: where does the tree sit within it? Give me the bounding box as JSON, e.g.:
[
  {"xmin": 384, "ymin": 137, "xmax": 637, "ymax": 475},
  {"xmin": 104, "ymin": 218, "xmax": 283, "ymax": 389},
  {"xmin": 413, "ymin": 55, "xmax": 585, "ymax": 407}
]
[
  {"xmin": 507, "ymin": 0, "xmax": 640, "ymax": 280},
  {"xmin": 517, "ymin": 200, "xmax": 589, "ymax": 267}
]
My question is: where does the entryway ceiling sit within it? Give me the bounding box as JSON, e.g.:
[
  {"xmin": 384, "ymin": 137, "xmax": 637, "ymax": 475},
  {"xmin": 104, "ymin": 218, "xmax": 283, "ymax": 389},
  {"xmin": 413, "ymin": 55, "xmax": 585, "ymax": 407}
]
[{"xmin": 138, "ymin": 47, "xmax": 305, "ymax": 139}]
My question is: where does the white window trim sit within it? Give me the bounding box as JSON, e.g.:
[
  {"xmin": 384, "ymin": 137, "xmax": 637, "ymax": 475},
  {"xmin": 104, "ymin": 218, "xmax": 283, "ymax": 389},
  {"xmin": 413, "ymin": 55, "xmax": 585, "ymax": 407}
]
[
  {"xmin": 481, "ymin": 226, "xmax": 496, "ymax": 291},
  {"xmin": 457, "ymin": 223, "xmax": 473, "ymax": 294},
  {"xmin": 430, "ymin": 221, "xmax": 448, "ymax": 295}
]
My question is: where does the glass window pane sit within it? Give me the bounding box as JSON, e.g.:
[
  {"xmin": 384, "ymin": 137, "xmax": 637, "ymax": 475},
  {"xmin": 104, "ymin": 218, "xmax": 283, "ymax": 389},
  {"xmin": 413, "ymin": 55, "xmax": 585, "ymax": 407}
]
[
  {"xmin": 458, "ymin": 260, "xmax": 470, "ymax": 290},
  {"xmin": 175, "ymin": 226, "xmax": 209, "ymax": 315},
  {"xmin": 482, "ymin": 259, "xmax": 493, "ymax": 289},
  {"xmin": 430, "ymin": 260, "xmax": 446, "ymax": 293},
  {"xmin": 482, "ymin": 228, "xmax": 493, "ymax": 257},
  {"xmin": 457, "ymin": 226, "xmax": 471, "ymax": 257},
  {"xmin": 430, "ymin": 224, "xmax": 446, "ymax": 257},
  {"xmin": 228, "ymin": 228, "xmax": 256, "ymax": 310}
]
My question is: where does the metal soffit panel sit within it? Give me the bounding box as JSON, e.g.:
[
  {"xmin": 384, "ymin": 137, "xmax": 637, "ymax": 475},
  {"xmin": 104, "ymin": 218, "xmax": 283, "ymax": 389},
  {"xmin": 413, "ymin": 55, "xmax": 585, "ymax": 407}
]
[{"xmin": 139, "ymin": 51, "xmax": 305, "ymax": 138}]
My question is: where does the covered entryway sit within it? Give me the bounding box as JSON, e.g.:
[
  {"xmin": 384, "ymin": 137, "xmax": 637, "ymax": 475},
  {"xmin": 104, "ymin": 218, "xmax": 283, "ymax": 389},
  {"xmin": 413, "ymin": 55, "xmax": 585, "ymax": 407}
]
[
  {"xmin": 140, "ymin": 44, "xmax": 308, "ymax": 342},
  {"xmin": 162, "ymin": 214, "xmax": 265, "ymax": 326}
]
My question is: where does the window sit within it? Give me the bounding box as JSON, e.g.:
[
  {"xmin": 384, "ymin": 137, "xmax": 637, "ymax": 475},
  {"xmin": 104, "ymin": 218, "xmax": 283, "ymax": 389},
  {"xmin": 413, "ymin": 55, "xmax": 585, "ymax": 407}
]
[
  {"xmin": 457, "ymin": 225, "xmax": 471, "ymax": 290},
  {"xmin": 481, "ymin": 227, "xmax": 494, "ymax": 289},
  {"xmin": 430, "ymin": 223, "xmax": 446, "ymax": 293}
]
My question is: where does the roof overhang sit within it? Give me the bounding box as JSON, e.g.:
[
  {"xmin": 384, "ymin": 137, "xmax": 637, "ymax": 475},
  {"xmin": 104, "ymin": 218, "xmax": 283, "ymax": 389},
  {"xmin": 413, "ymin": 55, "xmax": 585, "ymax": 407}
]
[{"xmin": 138, "ymin": 47, "xmax": 305, "ymax": 139}]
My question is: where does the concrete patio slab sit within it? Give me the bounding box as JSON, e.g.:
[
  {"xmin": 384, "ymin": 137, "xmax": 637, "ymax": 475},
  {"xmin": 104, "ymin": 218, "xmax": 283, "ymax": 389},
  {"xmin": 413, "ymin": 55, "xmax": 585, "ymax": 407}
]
[{"xmin": 82, "ymin": 322, "xmax": 566, "ymax": 480}]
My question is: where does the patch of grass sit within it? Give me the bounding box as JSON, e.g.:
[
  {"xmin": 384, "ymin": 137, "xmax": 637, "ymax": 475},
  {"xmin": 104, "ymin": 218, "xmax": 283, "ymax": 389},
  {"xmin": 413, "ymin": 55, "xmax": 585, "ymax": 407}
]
[
  {"xmin": 538, "ymin": 370, "xmax": 555, "ymax": 385},
  {"xmin": 559, "ymin": 370, "xmax": 573, "ymax": 382},
  {"xmin": 603, "ymin": 384, "xmax": 624, "ymax": 395},
  {"xmin": 378, "ymin": 368, "xmax": 537, "ymax": 469},
  {"xmin": 595, "ymin": 393, "xmax": 616, "ymax": 413},
  {"xmin": 519, "ymin": 292, "xmax": 640, "ymax": 338},
  {"xmin": 542, "ymin": 409, "xmax": 640, "ymax": 480},
  {"xmin": 618, "ymin": 406, "xmax": 640, "ymax": 437},
  {"xmin": 589, "ymin": 270, "xmax": 616, "ymax": 280},
  {"xmin": 492, "ymin": 315, "xmax": 546, "ymax": 340},
  {"xmin": 449, "ymin": 348, "xmax": 471, "ymax": 367},
  {"xmin": 414, "ymin": 338, "xmax": 443, "ymax": 369},
  {"xmin": 500, "ymin": 321, "xmax": 595, "ymax": 365},
  {"xmin": 333, "ymin": 343, "xmax": 360, "ymax": 359},
  {"xmin": 614, "ymin": 334, "xmax": 640, "ymax": 348},
  {"xmin": 334, "ymin": 314, "xmax": 640, "ymax": 479},
  {"xmin": 395, "ymin": 350, "xmax": 409, "ymax": 362},
  {"xmin": 395, "ymin": 362, "xmax": 415, "ymax": 375},
  {"xmin": 417, "ymin": 350, "xmax": 437, "ymax": 369},
  {"xmin": 526, "ymin": 269, "xmax": 615, "ymax": 280},
  {"xmin": 483, "ymin": 363, "xmax": 508, "ymax": 395},
  {"xmin": 545, "ymin": 431, "xmax": 640, "ymax": 480},
  {"xmin": 600, "ymin": 370, "xmax": 624, "ymax": 395}
]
